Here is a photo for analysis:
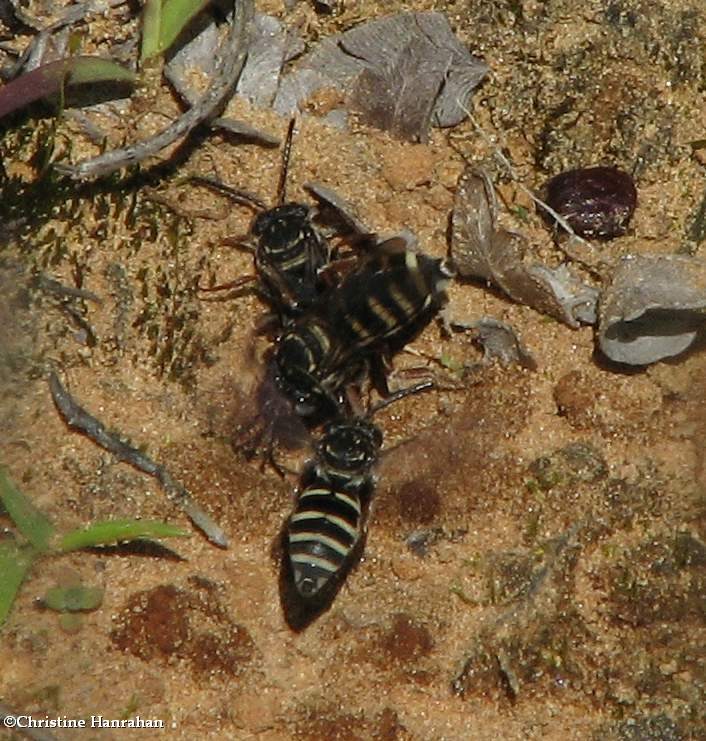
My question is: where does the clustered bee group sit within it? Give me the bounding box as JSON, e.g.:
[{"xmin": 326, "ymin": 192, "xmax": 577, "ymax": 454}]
[{"xmin": 208, "ymin": 122, "xmax": 454, "ymax": 628}]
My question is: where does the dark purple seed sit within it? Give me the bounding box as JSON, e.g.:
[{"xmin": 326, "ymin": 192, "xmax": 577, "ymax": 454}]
[{"xmin": 542, "ymin": 166, "xmax": 637, "ymax": 239}]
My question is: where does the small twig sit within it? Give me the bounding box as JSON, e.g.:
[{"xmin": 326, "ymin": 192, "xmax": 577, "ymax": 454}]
[
  {"xmin": 36, "ymin": 274, "xmax": 103, "ymax": 304},
  {"xmin": 211, "ymin": 117, "xmax": 281, "ymax": 147},
  {"xmin": 48, "ymin": 371, "xmax": 228, "ymax": 548},
  {"xmin": 55, "ymin": 0, "xmax": 254, "ymax": 180}
]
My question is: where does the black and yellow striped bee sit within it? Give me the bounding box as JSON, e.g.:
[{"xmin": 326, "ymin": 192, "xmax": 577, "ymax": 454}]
[
  {"xmin": 287, "ymin": 416, "xmax": 381, "ymax": 600},
  {"xmin": 250, "ymin": 201, "xmax": 329, "ymax": 320},
  {"xmin": 196, "ymin": 119, "xmax": 332, "ymax": 324},
  {"xmin": 271, "ymin": 238, "xmax": 454, "ymax": 421},
  {"xmin": 282, "ymin": 382, "xmax": 432, "ymax": 627}
]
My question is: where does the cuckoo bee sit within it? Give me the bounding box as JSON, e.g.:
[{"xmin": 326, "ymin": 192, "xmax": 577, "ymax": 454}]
[
  {"xmin": 271, "ymin": 237, "xmax": 454, "ymax": 422},
  {"xmin": 283, "ymin": 382, "xmax": 433, "ymax": 626},
  {"xmin": 287, "ymin": 416, "xmax": 381, "ymax": 601},
  {"xmin": 234, "ymin": 229, "xmax": 452, "ymax": 467},
  {"xmin": 196, "ymin": 119, "xmax": 332, "ymax": 324}
]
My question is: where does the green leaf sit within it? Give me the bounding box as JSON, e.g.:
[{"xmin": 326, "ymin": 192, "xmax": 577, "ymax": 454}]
[
  {"xmin": 65, "ymin": 57, "xmax": 136, "ymax": 86},
  {"xmin": 141, "ymin": 0, "xmax": 163, "ymax": 62},
  {"xmin": 0, "ymin": 542, "xmax": 36, "ymax": 628},
  {"xmin": 59, "ymin": 519, "xmax": 189, "ymax": 551},
  {"xmin": 0, "ymin": 468, "xmax": 54, "ymax": 552},
  {"xmin": 43, "ymin": 585, "xmax": 104, "ymax": 612},
  {"xmin": 141, "ymin": 0, "xmax": 211, "ymax": 61},
  {"xmin": 0, "ymin": 57, "xmax": 135, "ymax": 120}
]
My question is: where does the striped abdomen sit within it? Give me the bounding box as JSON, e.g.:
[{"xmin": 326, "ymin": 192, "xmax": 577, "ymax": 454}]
[
  {"xmin": 273, "ymin": 317, "xmax": 341, "ymax": 419},
  {"xmin": 322, "ymin": 247, "xmax": 452, "ymax": 375},
  {"xmin": 287, "ymin": 477, "xmax": 367, "ymax": 599}
]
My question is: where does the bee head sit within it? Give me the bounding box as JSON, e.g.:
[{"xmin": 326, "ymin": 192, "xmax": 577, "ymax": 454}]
[
  {"xmin": 252, "ymin": 204, "xmax": 311, "ymax": 247},
  {"xmin": 318, "ymin": 419, "xmax": 382, "ymax": 471}
]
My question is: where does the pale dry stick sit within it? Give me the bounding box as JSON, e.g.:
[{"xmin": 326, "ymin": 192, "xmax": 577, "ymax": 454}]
[
  {"xmin": 458, "ymin": 102, "xmax": 607, "ymax": 277},
  {"xmin": 48, "ymin": 371, "xmax": 229, "ymax": 548},
  {"xmin": 54, "ymin": 0, "xmax": 254, "ymax": 180},
  {"xmin": 7, "ymin": 0, "xmax": 129, "ymax": 32}
]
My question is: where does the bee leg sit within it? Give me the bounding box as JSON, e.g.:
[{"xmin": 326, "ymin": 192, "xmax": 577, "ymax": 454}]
[
  {"xmin": 232, "ymin": 421, "xmax": 264, "ymax": 461},
  {"xmin": 222, "ymin": 234, "xmax": 257, "ymax": 254},
  {"xmin": 263, "ymin": 442, "xmax": 287, "ymax": 479},
  {"xmin": 197, "ymin": 273, "xmax": 257, "ymax": 294},
  {"xmin": 187, "ymin": 175, "xmax": 267, "ymax": 212},
  {"xmin": 342, "ymin": 383, "xmax": 367, "ymax": 418},
  {"xmin": 252, "ymin": 311, "xmax": 282, "ymax": 335},
  {"xmin": 437, "ymin": 304, "xmax": 456, "ymax": 337},
  {"xmin": 369, "ymin": 354, "xmax": 392, "ymax": 398}
]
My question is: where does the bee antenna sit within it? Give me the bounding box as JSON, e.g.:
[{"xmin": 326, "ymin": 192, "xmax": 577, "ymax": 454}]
[
  {"xmin": 367, "ymin": 380, "xmax": 434, "ymax": 418},
  {"xmin": 277, "ymin": 118, "xmax": 297, "ymax": 205},
  {"xmin": 187, "ymin": 175, "xmax": 267, "ymax": 212}
]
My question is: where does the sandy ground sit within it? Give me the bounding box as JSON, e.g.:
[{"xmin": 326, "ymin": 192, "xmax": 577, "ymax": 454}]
[{"xmin": 0, "ymin": 0, "xmax": 705, "ymax": 739}]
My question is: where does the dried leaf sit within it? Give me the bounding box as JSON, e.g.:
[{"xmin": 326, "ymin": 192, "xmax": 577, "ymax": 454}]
[
  {"xmin": 273, "ymin": 12, "xmax": 488, "ymax": 141},
  {"xmin": 598, "ymin": 254, "xmax": 706, "ymax": 365},
  {"xmin": 450, "ymin": 168, "xmax": 499, "ymax": 282},
  {"xmin": 304, "ymin": 181, "xmax": 370, "ymax": 236},
  {"xmin": 165, "ymin": 12, "xmax": 286, "ymax": 110},
  {"xmin": 236, "ymin": 13, "xmax": 287, "ymax": 108},
  {"xmin": 451, "ymin": 167, "xmax": 598, "ymax": 328},
  {"xmin": 162, "ymin": 11, "xmax": 221, "ymax": 103},
  {"xmin": 349, "ymin": 38, "xmax": 449, "ymax": 143}
]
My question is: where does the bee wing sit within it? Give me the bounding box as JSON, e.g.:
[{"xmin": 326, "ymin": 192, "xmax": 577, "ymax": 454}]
[
  {"xmin": 370, "ymin": 235, "xmax": 410, "ymax": 256},
  {"xmin": 304, "ymin": 181, "xmax": 370, "ymax": 237}
]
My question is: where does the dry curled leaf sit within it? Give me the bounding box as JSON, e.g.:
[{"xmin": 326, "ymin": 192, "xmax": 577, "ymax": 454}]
[
  {"xmin": 598, "ymin": 254, "xmax": 706, "ymax": 365},
  {"xmin": 273, "ymin": 12, "xmax": 488, "ymax": 141},
  {"xmin": 451, "ymin": 167, "xmax": 598, "ymax": 328},
  {"xmin": 303, "ymin": 181, "xmax": 370, "ymax": 236}
]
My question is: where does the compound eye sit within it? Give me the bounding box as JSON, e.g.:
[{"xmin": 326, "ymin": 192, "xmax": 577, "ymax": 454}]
[{"xmin": 252, "ymin": 211, "xmax": 271, "ymax": 236}]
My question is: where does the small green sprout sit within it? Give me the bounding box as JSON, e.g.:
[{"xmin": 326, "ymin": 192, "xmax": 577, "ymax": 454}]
[
  {"xmin": 513, "ymin": 204, "xmax": 530, "ymax": 223},
  {"xmin": 141, "ymin": 0, "xmax": 212, "ymax": 62},
  {"xmin": 0, "ymin": 467, "xmax": 188, "ymax": 630},
  {"xmin": 43, "ymin": 585, "xmax": 104, "ymax": 613},
  {"xmin": 439, "ymin": 352, "xmax": 464, "ymax": 374}
]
